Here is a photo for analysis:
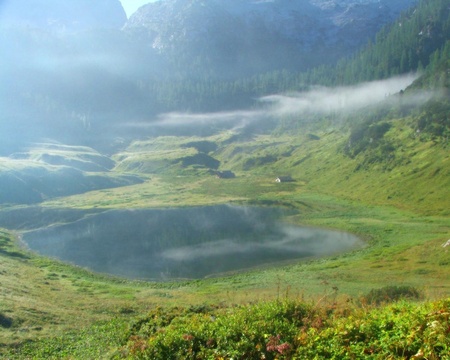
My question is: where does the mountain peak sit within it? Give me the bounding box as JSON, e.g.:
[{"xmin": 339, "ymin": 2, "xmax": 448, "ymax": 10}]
[{"xmin": 124, "ymin": 0, "xmax": 417, "ymax": 77}]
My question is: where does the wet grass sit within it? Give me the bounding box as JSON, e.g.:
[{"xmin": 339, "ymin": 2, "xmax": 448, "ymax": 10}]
[
  {"xmin": 0, "ymin": 125, "xmax": 449, "ymax": 357},
  {"xmin": 1, "ymin": 189, "xmax": 449, "ymax": 355}
]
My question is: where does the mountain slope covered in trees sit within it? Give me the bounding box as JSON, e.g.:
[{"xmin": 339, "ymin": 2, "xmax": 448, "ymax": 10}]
[
  {"xmin": 147, "ymin": 0, "xmax": 450, "ymax": 112},
  {"xmin": 0, "ymin": 0, "xmax": 423, "ymax": 154}
]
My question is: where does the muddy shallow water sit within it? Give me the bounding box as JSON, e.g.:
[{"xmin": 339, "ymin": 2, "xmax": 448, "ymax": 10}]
[{"xmin": 20, "ymin": 205, "xmax": 363, "ymax": 280}]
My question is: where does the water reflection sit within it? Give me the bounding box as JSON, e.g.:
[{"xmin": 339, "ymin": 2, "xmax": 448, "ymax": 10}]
[{"xmin": 21, "ymin": 205, "xmax": 362, "ymax": 280}]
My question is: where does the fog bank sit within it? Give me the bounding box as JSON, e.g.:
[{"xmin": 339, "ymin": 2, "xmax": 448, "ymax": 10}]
[{"xmin": 142, "ymin": 73, "xmax": 425, "ymax": 130}]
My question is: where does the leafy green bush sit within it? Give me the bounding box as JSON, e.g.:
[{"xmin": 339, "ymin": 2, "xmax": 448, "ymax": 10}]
[
  {"xmin": 362, "ymin": 285, "xmax": 422, "ymax": 305},
  {"xmin": 6, "ymin": 298, "xmax": 449, "ymax": 359},
  {"xmin": 295, "ymin": 299, "xmax": 450, "ymax": 359},
  {"xmin": 115, "ymin": 298, "xmax": 450, "ymax": 360},
  {"xmin": 117, "ymin": 300, "xmax": 309, "ymax": 360}
]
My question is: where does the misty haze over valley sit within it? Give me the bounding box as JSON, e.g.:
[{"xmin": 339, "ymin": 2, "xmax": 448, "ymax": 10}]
[
  {"xmin": 0, "ymin": 0, "xmax": 420, "ymax": 153},
  {"xmin": 1, "ymin": 0, "xmax": 441, "ymax": 205},
  {"xmin": 0, "ymin": 0, "xmax": 449, "ymax": 357},
  {"xmin": 0, "ymin": 0, "xmax": 447, "ymax": 269}
]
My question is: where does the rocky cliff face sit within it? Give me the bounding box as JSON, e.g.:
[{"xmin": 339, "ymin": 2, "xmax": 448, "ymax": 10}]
[
  {"xmin": 124, "ymin": 0, "xmax": 417, "ymax": 76},
  {"xmin": 0, "ymin": 0, "xmax": 127, "ymax": 33}
]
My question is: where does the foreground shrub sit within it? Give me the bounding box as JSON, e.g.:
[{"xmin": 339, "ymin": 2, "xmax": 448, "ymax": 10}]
[
  {"xmin": 361, "ymin": 285, "xmax": 422, "ymax": 305},
  {"xmin": 116, "ymin": 298, "xmax": 450, "ymax": 360},
  {"xmin": 295, "ymin": 299, "xmax": 450, "ymax": 359},
  {"xmin": 117, "ymin": 300, "xmax": 310, "ymax": 360}
]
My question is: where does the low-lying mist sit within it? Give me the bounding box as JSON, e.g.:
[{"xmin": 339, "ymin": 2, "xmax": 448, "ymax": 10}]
[
  {"xmin": 0, "ymin": 8, "xmax": 433, "ymax": 156},
  {"xmin": 129, "ymin": 73, "xmax": 430, "ymax": 132},
  {"xmin": 262, "ymin": 74, "xmax": 423, "ymax": 116},
  {"xmin": 0, "ymin": 0, "xmax": 441, "ymax": 156},
  {"xmin": 20, "ymin": 206, "xmax": 363, "ymax": 280}
]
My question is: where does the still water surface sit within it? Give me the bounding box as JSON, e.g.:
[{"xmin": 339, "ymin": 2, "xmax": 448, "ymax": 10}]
[{"xmin": 21, "ymin": 205, "xmax": 363, "ymax": 280}]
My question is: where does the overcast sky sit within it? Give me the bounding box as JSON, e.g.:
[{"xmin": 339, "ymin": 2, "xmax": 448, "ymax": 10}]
[{"xmin": 120, "ymin": 0, "xmax": 158, "ymax": 18}]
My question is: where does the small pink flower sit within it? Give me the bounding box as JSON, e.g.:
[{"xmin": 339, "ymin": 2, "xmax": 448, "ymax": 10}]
[{"xmin": 276, "ymin": 342, "xmax": 291, "ymax": 354}]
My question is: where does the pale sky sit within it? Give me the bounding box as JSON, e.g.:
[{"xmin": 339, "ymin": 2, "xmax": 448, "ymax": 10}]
[{"xmin": 120, "ymin": 0, "xmax": 159, "ymax": 18}]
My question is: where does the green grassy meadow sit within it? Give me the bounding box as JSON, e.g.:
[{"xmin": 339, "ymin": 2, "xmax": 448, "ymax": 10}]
[{"xmin": 0, "ymin": 120, "xmax": 449, "ymax": 358}]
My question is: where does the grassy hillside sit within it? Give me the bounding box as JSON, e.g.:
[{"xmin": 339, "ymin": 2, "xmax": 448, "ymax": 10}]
[
  {"xmin": 0, "ymin": 144, "xmax": 143, "ymax": 204},
  {"xmin": 1, "ymin": 111, "xmax": 449, "ymax": 357},
  {"xmin": 0, "ymin": 0, "xmax": 448, "ymax": 357},
  {"xmin": 1, "ymin": 22, "xmax": 449, "ymax": 360},
  {"xmin": 43, "ymin": 109, "xmax": 448, "ymax": 215}
]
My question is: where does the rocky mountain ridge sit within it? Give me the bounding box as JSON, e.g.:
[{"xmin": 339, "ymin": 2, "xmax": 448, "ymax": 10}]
[{"xmin": 125, "ymin": 0, "xmax": 418, "ymax": 76}]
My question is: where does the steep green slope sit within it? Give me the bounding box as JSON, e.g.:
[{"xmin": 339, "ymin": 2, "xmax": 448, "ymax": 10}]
[
  {"xmin": 141, "ymin": 0, "xmax": 450, "ymax": 112},
  {"xmin": 289, "ymin": 124, "xmax": 448, "ymax": 215},
  {"xmin": 329, "ymin": 0, "xmax": 450, "ymax": 84}
]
